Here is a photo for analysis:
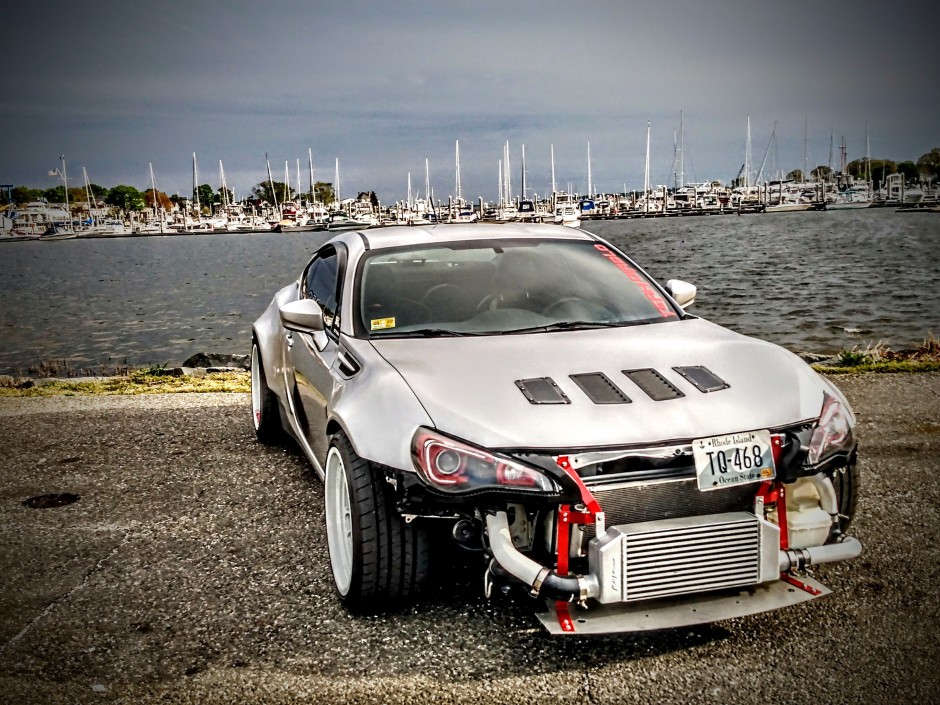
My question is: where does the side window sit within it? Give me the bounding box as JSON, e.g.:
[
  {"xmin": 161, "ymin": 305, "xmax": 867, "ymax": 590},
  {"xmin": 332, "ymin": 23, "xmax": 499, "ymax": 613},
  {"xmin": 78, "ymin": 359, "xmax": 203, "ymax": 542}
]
[{"xmin": 303, "ymin": 247, "xmax": 341, "ymax": 330}]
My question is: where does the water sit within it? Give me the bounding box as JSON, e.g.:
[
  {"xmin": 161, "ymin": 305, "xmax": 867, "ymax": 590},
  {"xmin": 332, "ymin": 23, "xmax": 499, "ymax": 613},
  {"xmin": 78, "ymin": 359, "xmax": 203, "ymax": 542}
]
[{"xmin": 0, "ymin": 209, "xmax": 937, "ymax": 375}]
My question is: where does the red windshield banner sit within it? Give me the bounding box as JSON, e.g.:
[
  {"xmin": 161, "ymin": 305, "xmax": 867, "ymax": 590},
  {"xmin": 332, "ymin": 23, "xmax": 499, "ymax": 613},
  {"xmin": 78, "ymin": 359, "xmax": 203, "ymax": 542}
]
[{"xmin": 593, "ymin": 244, "xmax": 677, "ymax": 318}]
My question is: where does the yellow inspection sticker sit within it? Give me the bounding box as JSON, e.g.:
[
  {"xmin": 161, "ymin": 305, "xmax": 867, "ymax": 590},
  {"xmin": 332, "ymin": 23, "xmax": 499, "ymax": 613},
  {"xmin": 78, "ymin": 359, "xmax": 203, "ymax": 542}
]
[{"xmin": 371, "ymin": 317, "xmax": 396, "ymax": 331}]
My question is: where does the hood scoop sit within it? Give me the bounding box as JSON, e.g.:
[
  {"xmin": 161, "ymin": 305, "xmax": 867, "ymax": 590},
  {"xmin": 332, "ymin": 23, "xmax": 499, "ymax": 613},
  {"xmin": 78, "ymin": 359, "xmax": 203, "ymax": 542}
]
[
  {"xmin": 623, "ymin": 368, "xmax": 685, "ymax": 401},
  {"xmin": 570, "ymin": 373, "xmax": 632, "ymax": 404},
  {"xmin": 515, "ymin": 377, "xmax": 571, "ymax": 405},
  {"xmin": 673, "ymin": 365, "xmax": 730, "ymax": 393}
]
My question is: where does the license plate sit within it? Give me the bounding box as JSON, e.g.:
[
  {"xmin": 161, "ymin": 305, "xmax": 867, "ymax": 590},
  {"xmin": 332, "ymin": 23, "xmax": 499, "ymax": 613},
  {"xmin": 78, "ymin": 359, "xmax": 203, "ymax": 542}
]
[{"xmin": 693, "ymin": 429, "xmax": 775, "ymax": 492}]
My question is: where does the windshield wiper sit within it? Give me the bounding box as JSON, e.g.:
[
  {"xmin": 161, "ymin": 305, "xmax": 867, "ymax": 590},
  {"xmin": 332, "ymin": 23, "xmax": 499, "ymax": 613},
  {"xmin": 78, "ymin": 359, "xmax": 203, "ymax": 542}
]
[
  {"xmin": 375, "ymin": 328, "xmax": 479, "ymax": 338},
  {"xmin": 501, "ymin": 320, "xmax": 650, "ymax": 335}
]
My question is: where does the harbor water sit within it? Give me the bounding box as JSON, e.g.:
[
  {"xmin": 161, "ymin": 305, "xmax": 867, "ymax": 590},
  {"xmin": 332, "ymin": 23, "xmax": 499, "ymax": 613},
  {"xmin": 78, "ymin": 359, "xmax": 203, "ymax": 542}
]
[{"xmin": 0, "ymin": 208, "xmax": 937, "ymax": 376}]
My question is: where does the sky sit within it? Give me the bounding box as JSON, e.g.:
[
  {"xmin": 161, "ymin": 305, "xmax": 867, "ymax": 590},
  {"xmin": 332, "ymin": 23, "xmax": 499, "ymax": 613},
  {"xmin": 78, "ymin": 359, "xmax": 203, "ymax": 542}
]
[{"xmin": 3, "ymin": 0, "xmax": 938, "ymax": 204}]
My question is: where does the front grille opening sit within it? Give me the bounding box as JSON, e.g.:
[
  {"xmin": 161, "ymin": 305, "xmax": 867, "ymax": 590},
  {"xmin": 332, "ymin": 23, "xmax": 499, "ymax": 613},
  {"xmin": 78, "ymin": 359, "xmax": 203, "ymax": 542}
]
[{"xmin": 579, "ymin": 453, "xmax": 693, "ymax": 481}]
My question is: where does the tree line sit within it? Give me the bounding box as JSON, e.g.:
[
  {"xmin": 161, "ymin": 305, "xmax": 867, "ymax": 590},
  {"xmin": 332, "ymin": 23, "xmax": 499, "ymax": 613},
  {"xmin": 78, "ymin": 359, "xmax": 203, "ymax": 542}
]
[{"xmin": 0, "ymin": 180, "xmax": 337, "ymax": 214}]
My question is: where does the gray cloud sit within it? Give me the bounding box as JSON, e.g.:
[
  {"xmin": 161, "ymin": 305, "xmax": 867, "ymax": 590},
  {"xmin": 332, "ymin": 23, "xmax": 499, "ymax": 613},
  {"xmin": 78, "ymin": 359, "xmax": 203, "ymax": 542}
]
[{"xmin": 3, "ymin": 0, "xmax": 937, "ymax": 201}]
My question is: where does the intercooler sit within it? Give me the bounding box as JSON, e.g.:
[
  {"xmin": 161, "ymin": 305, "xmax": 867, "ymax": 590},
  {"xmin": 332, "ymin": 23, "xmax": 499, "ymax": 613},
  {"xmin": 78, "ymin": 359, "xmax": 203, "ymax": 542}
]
[{"xmin": 589, "ymin": 511, "xmax": 780, "ymax": 605}]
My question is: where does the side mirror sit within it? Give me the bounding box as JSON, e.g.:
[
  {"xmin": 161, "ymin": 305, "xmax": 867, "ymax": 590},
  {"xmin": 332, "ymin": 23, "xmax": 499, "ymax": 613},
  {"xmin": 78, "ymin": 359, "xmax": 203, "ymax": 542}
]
[
  {"xmin": 279, "ymin": 299, "xmax": 325, "ymax": 334},
  {"xmin": 665, "ymin": 279, "xmax": 697, "ymax": 309}
]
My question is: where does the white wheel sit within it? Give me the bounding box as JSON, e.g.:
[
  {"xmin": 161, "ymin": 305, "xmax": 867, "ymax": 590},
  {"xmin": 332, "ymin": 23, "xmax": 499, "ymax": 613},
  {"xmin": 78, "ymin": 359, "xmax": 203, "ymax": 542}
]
[
  {"xmin": 250, "ymin": 341, "xmax": 283, "ymax": 444},
  {"xmin": 325, "ymin": 445, "xmax": 354, "ymax": 596},
  {"xmin": 323, "ymin": 433, "xmax": 430, "ymax": 610},
  {"xmin": 250, "ymin": 344, "xmax": 263, "ymax": 431}
]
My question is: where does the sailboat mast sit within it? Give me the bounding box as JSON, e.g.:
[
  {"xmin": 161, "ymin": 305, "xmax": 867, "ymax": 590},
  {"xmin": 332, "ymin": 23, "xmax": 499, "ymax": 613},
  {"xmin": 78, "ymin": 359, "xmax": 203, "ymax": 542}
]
[
  {"xmin": 587, "ymin": 141, "xmax": 592, "ymax": 197},
  {"xmin": 550, "ymin": 144, "xmax": 556, "ymax": 195},
  {"xmin": 425, "ymin": 157, "xmax": 431, "ymax": 203},
  {"xmin": 644, "ymin": 122, "xmax": 651, "ymax": 213},
  {"xmin": 504, "ymin": 141, "xmax": 511, "ymax": 205},
  {"xmin": 265, "ymin": 153, "xmax": 279, "ymax": 212},
  {"xmin": 308, "ymin": 148, "xmax": 315, "ymax": 203},
  {"xmin": 334, "ymin": 158, "xmax": 340, "ymax": 206},
  {"xmin": 192, "ymin": 152, "xmax": 199, "ymax": 213},
  {"xmin": 82, "ymin": 166, "xmax": 94, "ymax": 228},
  {"xmin": 497, "ymin": 160, "xmax": 503, "ymax": 207},
  {"xmin": 219, "ymin": 160, "xmax": 229, "ymax": 208},
  {"xmin": 744, "ymin": 117, "xmax": 751, "ymax": 189},
  {"xmin": 678, "ymin": 110, "xmax": 685, "ymax": 190},
  {"xmin": 455, "ymin": 140, "xmax": 462, "ymax": 203},
  {"xmin": 149, "ymin": 162, "xmax": 159, "ymax": 227},
  {"xmin": 803, "ymin": 115, "xmax": 808, "ymax": 182},
  {"xmin": 283, "ymin": 161, "xmax": 291, "ymax": 204},
  {"xmin": 521, "ymin": 144, "xmax": 527, "ymax": 200}
]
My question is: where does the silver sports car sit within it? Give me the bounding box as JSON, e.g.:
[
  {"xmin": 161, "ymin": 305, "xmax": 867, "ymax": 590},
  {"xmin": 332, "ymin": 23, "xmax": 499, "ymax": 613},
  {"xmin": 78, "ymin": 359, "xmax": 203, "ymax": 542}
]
[{"xmin": 250, "ymin": 223, "xmax": 860, "ymax": 635}]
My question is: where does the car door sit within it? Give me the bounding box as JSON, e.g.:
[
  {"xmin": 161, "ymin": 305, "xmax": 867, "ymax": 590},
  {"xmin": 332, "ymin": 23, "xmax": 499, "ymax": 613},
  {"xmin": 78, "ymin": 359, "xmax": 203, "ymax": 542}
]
[{"xmin": 288, "ymin": 244, "xmax": 344, "ymax": 465}]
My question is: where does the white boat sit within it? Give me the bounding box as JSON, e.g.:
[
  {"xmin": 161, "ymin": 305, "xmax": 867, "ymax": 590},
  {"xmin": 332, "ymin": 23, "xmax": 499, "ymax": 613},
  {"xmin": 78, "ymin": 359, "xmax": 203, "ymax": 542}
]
[
  {"xmin": 881, "ymin": 173, "xmax": 924, "ymax": 205},
  {"xmin": 551, "ymin": 191, "xmax": 581, "ymax": 227},
  {"xmin": 826, "ymin": 185, "xmax": 873, "ymax": 210},
  {"xmin": 39, "ymin": 225, "xmax": 78, "ymax": 241},
  {"xmin": 553, "ymin": 205, "xmax": 581, "ymax": 228},
  {"xmin": 764, "ymin": 201, "xmax": 813, "ymax": 213},
  {"xmin": 325, "ymin": 212, "xmax": 364, "ymax": 231},
  {"xmin": 10, "ymin": 200, "xmax": 70, "ymax": 238},
  {"xmin": 87, "ymin": 218, "xmax": 131, "ymax": 236}
]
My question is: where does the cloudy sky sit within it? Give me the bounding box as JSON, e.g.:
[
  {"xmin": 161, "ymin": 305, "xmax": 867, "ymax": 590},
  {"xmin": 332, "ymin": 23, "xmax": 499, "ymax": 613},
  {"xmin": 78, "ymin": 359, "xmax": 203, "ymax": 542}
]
[{"xmin": 4, "ymin": 0, "xmax": 937, "ymax": 203}]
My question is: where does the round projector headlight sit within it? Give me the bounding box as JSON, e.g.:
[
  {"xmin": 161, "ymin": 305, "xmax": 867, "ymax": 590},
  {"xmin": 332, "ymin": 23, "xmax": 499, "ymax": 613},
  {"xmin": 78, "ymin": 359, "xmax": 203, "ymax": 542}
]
[{"xmin": 435, "ymin": 450, "xmax": 462, "ymax": 476}]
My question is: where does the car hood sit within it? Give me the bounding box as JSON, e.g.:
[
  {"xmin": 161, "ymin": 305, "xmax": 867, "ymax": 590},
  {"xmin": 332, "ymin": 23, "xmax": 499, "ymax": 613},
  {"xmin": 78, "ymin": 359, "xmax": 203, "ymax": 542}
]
[{"xmin": 370, "ymin": 318, "xmax": 826, "ymax": 450}]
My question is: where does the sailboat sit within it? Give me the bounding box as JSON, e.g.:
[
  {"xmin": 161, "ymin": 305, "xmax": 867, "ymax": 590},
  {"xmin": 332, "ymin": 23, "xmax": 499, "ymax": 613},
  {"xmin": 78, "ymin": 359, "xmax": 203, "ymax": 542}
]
[
  {"xmin": 827, "ymin": 129, "xmax": 874, "ymax": 210},
  {"xmin": 39, "ymin": 156, "xmax": 79, "ymax": 240}
]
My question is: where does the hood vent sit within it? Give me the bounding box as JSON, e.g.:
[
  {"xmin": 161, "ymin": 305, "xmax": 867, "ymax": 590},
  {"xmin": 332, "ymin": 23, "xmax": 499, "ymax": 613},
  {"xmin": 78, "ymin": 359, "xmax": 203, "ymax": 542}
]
[
  {"xmin": 570, "ymin": 373, "xmax": 632, "ymax": 404},
  {"xmin": 673, "ymin": 365, "xmax": 730, "ymax": 393},
  {"xmin": 623, "ymin": 368, "xmax": 684, "ymax": 401},
  {"xmin": 515, "ymin": 377, "xmax": 571, "ymax": 405}
]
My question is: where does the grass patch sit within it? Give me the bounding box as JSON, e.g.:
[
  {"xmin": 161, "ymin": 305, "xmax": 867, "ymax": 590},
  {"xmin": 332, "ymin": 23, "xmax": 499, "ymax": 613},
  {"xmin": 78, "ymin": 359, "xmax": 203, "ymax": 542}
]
[
  {"xmin": 0, "ymin": 371, "xmax": 250, "ymax": 397},
  {"xmin": 813, "ymin": 333, "xmax": 940, "ymax": 374}
]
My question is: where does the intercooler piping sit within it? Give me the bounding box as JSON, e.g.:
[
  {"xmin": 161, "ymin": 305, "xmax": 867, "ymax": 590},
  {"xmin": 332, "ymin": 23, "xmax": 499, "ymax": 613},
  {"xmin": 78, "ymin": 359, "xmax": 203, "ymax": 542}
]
[
  {"xmin": 485, "ymin": 511, "xmax": 599, "ymax": 602},
  {"xmin": 779, "ymin": 536, "xmax": 862, "ymax": 572}
]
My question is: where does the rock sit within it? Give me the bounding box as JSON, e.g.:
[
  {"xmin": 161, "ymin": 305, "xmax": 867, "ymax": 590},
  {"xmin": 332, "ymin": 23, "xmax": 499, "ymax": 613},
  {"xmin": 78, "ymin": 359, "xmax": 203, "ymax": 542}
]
[
  {"xmin": 150, "ymin": 367, "xmax": 184, "ymax": 377},
  {"xmin": 0, "ymin": 375, "xmax": 14, "ymax": 388},
  {"xmin": 16, "ymin": 378, "xmax": 35, "ymax": 389},
  {"xmin": 181, "ymin": 353, "xmax": 249, "ymax": 370},
  {"xmin": 797, "ymin": 352, "xmax": 836, "ymax": 364}
]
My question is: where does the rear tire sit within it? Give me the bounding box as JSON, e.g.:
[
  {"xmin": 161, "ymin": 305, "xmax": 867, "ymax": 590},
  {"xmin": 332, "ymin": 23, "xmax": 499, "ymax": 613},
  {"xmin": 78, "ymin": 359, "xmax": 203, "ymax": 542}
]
[
  {"xmin": 250, "ymin": 341, "xmax": 283, "ymax": 444},
  {"xmin": 324, "ymin": 432, "xmax": 429, "ymax": 611}
]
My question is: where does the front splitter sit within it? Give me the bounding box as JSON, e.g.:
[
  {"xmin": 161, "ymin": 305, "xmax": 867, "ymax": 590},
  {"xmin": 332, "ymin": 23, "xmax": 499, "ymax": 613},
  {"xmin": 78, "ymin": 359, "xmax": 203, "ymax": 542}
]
[{"xmin": 537, "ymin": 575, "xmax": 831, "ymax": 635}]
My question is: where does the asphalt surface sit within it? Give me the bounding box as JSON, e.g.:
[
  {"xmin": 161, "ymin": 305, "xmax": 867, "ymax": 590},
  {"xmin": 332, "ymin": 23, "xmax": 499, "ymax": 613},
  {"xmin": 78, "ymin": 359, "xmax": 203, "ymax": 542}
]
[{"xmin": 0, "ymin": 374, "xmax": 938, "ymax": 704}]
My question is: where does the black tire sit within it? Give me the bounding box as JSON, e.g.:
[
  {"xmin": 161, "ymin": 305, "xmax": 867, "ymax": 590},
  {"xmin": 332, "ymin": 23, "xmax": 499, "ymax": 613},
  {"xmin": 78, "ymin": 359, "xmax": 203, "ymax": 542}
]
[
  {"xmin": 250, "ymin": 341, "xmax": 283, "ymax": 445},
  {"xmin": 829, "ymin": 461, "xmax": 860, "ymax": 540},
  {"xmin": 324, "ymin": 432, "xmax": 429, "ymax": 611}
]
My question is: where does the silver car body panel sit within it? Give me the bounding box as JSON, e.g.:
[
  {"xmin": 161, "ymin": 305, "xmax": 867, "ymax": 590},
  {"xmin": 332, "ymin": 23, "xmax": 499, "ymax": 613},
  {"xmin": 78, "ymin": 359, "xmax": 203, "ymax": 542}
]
[{"xmin": 372, "ymin": 318, "xmax": 826, "ymax": 453}]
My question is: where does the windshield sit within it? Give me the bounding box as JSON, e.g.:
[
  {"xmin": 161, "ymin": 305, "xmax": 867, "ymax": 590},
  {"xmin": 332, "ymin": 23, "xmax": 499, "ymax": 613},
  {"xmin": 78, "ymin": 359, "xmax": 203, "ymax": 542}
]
[{"xmin": 358, "ymin": 238, "xmax": 679, "ymax": 337}]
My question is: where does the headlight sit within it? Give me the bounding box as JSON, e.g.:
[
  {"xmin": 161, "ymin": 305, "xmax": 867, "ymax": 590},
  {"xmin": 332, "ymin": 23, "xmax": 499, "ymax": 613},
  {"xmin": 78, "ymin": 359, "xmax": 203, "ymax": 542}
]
[
  {"xmin": 411, "ymin": 428, "xmax": 559, "ymax": 493},
  {"xmin": 806, "ymin": 392, "xmax": 854, "ymax": 465}
]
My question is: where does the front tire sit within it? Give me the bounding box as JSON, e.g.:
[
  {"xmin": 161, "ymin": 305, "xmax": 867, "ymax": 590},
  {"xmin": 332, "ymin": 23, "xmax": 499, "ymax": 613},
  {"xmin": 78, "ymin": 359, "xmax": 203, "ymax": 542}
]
[
  {"xmin": 250, "ymin": 341, "xmax": 283, "ymax": 444},
  {"xmin": 325, "ymin": 433, "xmax": 429, "ymax": 610}
]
